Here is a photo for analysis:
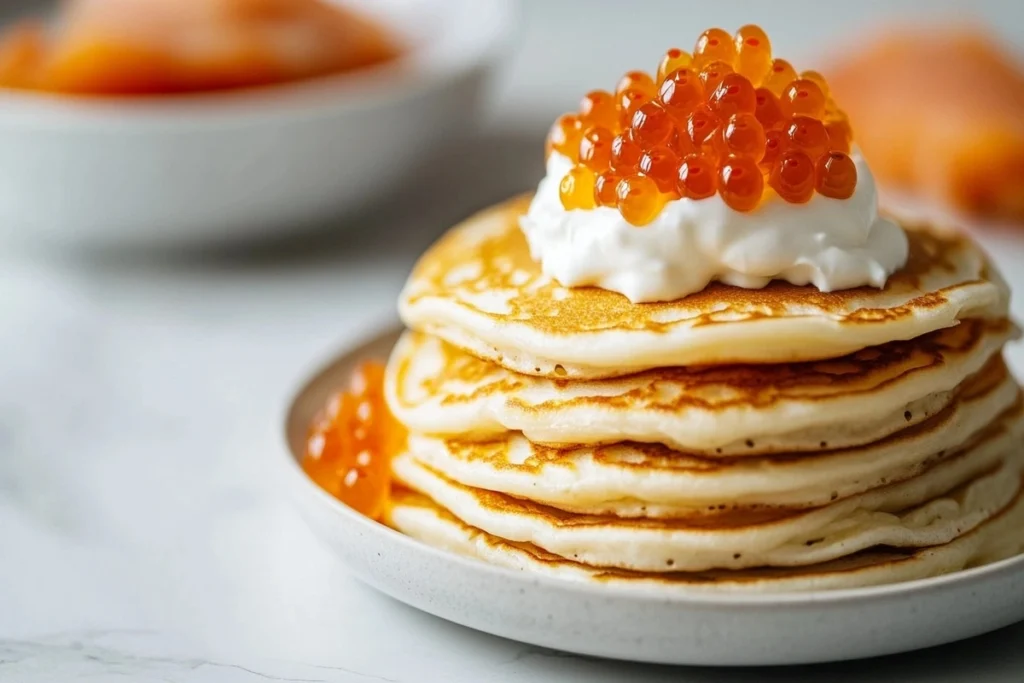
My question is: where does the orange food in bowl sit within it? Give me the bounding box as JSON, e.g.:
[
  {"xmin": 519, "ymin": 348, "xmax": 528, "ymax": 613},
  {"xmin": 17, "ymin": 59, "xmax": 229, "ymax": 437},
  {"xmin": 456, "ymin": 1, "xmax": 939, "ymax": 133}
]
[
  {"xmin": 0, "ymin": 0, "xmax": 399, "ymax": 95},
  {"xmin": 829, "ymin": 28, "xmax": 1024, "ymax": 222}
]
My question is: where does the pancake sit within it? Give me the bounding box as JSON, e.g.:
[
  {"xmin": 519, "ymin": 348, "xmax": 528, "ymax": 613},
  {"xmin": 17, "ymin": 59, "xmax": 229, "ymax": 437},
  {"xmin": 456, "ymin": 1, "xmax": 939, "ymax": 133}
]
[
  {"xmin": 391, "ymin": 405, "xmax": 1024, "ymax": 572},
  {"xmin": 387, "ymin": 318, "xmax": 1016, "ymax": 454},
  {"xmin": 400, "ymin": 371, "xmax": 1021, "ymax": 516},
  {"xmin": 385, "ymin": 485, "xmax": 1024, "ymax": 593},
  {"xmin": 399, "ymin": 196, "xmax": 1009, "ymax": 379}
]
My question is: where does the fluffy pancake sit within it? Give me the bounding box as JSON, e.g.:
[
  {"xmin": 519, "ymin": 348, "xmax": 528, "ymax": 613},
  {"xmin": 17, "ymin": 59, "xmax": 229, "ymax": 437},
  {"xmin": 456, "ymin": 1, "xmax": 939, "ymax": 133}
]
[
  {"xmin": 392, "ymin": 405, "xmax": 1024, "ymax": 572},
  {"xmin": 387, "ymin": 318, "xmax": 1015, "ymax": 454},
  {"xmin": 399, "ymin": 196, "xmax": 1009, "ymax": 379},
  {"xmin": 399, "ymin": 369, "xmax": 1020, "ymax": 516},
  {"xmin": 385, "ymin": 484, "xmax": 1024, "ymax": 593}
]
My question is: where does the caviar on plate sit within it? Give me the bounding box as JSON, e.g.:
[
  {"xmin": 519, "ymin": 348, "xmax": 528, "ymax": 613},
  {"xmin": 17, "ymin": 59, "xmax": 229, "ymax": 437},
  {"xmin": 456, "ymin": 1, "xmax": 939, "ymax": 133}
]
[
  {"xmin": 547, "ymin": 24, "xmax": 857, "ymax": 225},
  {"xmin": 302, "ymin": 361, "xmax": 406, "ymax": 520}
]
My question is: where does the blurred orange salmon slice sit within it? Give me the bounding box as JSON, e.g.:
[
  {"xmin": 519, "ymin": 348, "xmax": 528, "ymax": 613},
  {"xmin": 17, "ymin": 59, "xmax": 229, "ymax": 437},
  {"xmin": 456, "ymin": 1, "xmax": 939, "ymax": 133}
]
[
  {"xmin": 0, "ymin": 0, "xmax": 398, "ymax": 95},
  {"xmin": 829, "ymin": 29, "xmax": 1024, "ymax": 223}
]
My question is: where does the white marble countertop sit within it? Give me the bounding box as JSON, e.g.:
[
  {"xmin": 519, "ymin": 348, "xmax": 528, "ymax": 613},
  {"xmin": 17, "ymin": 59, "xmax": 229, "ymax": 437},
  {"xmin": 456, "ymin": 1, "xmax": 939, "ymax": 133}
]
[{"xmin": 4, "ymin": 2, "xmax": 1024, "ymax": 681}]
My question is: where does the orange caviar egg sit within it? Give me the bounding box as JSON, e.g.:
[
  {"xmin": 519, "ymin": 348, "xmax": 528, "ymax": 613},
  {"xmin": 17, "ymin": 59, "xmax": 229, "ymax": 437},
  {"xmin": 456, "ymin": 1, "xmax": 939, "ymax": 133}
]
[
  {"xmin": 719, "ymin": 155, "xmax": 764, "ymax": 211},
  {"xmin": 825, "ymin": 113, "xmax": 853, "ymax": 154},
  {"xmin": 781, "ymin": 78, "xmax": 827, "ymax": 118},
  {"xmin": 658, "ymin": 68, "xmax": 704, "ymax": 120},
  {"xmin": 657, "ymin": 48, "xmax": 692, "ymax": 83},
  {"xmin": 733, "ymin": 25, "xmax": 772, "ymax": 85},
  {"xmin": 670, "ymin": 128, "xmax": 696, "ymax": 156},
  {"xmin": 693, "ymin": 28, "xmax": 736, "ymax": 68},
  {"xmin": 698, "ymin": 60, "xmax": 734, "ymax": 94},
  {"xmin": 546, "ymin": 113, "xmax": 583, "ymax": 161},
  {"xmin": 579, "ymin": 126, "xmax": 614, "ymax": 172},
  {"xmin": 816, "ymin": 152, "xmax": 858, "ymax": 199},
  {"xmin": 560, "ymin": 164, "xmax": 597, "ymax": 210},
  {"xmin": 769, "ymin": 150, "xmax": 816, "ymax": 203},
  {"xmin": 579, "ymin": 90, "xmax": 620, "ymax": 132},
  {"xmin": 610, "ymin": 133, "xmax": 644, "ymax": 172},
  {"xmin": 786, "ymin": 115, "xmax": 830, "ymax": 160},
  {"xmin": 719, "ymin": 113, "xmax": 766, "ymax": 160},
  {"xmin": 762, "ymin": 58, "xmax": 797, "ymax": 96},
  {"xmin": 594, "ymin": 170, "xmax": 622, "ymax": 207},
  {"xmin": 616, "ymin": 174, "xmax": 667, "ymax": 226},
  {"xmin": 800, "ymin": 70, "xmax": 830, "ymax": 99},
  {"xmin": 754, "ymin": 87, "xmax": 785, "ymax": 131},
  {"xmin": 618, "ymin": 87, "xmax": 653, "ymax": 129},
  {"xmin": 616, "ymin": 70, "xmax": 657, "ymax": 98},
  {"xmin": 760, "ymin": 128, "xmax": 787, "ymax": 172},
  {"xmin": 630, "ymin": 101, "xmax": 676, "ymax": 147},
  {"xmin": 302, "ymin": 361, "xmax": 403, "ymax": 520},
  {"xmin": 709, "ymin": 72, "xmax": 756, "ymax": 118},
  {"xmin": 677, "ymin": 153, "xmax": 718, "ymax": 199},
  {"xmin": 686, "ymin": 104, "xmax": 722, "ymax": 152},
  {"xmin": 639, "ymin": 145, "xmax": 681, "ymax": 193}
]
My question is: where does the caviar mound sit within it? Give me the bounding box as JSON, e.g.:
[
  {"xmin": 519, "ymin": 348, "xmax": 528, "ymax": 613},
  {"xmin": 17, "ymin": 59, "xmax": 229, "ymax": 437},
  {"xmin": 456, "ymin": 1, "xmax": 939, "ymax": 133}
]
[
  {"xmin": 303, "ymin": 361, "xmax": 406, "ymax": 520},
  {"xmin": 549, "ymin": 24, "xmax": 857, "ymax": 225}
]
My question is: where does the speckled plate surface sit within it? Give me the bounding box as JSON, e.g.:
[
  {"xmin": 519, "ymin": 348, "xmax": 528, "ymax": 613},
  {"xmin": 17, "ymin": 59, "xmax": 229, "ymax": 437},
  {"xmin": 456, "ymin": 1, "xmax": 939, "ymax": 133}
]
[{"xmin": 281, "ymin": 326, "xmax": 1024, "ymax": 666}]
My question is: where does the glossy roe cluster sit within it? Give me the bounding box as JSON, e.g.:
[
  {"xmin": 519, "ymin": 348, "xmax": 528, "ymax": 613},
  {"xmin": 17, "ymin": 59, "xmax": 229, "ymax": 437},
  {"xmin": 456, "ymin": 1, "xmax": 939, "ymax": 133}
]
[
  {"xmin": 302, "ymin": 361, "xmax": 406, "ymax": 520},
  {"xmin": 547, "ymin": 25, "xmax": 857, "ymax": 225}
]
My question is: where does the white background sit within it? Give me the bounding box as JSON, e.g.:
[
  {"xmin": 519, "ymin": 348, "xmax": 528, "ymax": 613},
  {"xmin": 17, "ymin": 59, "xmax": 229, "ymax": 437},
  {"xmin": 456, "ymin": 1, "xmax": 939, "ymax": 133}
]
[{"xmin": 2, "ymin": 1, "xmax": 1024, "ymax": 681}]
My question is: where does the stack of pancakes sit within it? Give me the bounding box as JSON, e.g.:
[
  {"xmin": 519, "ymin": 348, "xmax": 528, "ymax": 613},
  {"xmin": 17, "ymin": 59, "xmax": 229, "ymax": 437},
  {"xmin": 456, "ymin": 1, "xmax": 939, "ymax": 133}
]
[{"xmin": 383, "ymin": 196, "xmax": 1024, "ymax": 592}]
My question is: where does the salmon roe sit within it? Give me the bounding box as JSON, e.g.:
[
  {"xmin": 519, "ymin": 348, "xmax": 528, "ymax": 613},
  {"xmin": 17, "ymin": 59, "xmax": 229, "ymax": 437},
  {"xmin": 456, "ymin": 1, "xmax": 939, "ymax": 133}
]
[
  {"xmin": 734, "ymin": 25, "xmax": 772, "ymax": 85},
  {"xmin": 693, "ymin": 28, "xmax": 736, "ymax": 68},
  {"xmin": 579, "ymin": 126, "xmax": 614, "ymax": 172},
  {"xmin": 709, "ymin": 73, "xmax": 757, "ymax": 118},
  {"xmin": 594, "ymin": 170, "xmax": 622, "ymax": 207},
  {"xmin": 639, "ymin": 145, "xmax": 681, "ymax": 193},
  {"xmin": 617, "ymin": 174, "xmax": 667, "ymax": 226},
  {"xmin": 618, "ymin": 88, "xmax": 652, "ymax": 129},
  {"xmin": 550, "ymin": 24, "xmax": 857, "ymax": 221},
  {"xmin": 761, "ymin": 128, "xmax": 787, "ymax": 172},
  {"xmin": 546, "ymin": 114, "xmax": 583, "ymax": 161},
  {"xmin": 303, "ymin": 361, "xmax": 405, "ymax": 520},
  {"xmin": 657, "ymin": 48, "xmax": 692, "ymax": 84},
  {"xmin": 816, "ymin": 152, "xmax": 858, "ymax": 199},
  {"xmin": 781, "ymin": 78, "xmax": 827, "ymax": 118},
  {"xmin": 762, "ymin": 58, "xmax": 797, "ymax": 96},
  {"xmin": 769, "ymin": 150, "xmax": 816, "ymax": 203},
  {"xmin": 719, "ymin": 155, "xmax": 764, "ymax": 211},
  {"xmin": 754, "ymin": 88, "xmax": 785, "ymax": 131},
  {"xmin": 686, "ymin": 104, "xmax": 722, "ymax": 152},
  {"xmin": 560, "ymin": 164, "xmax": 597, "ymax": 210},
  {"xmin": 698, "ymin": 60, "xmax": 735, "ymax": 94},
  {"xmin": 616, "ymin": 70, "xmax": 657, "ymax": 98},
  {"xmin": 610, "ymin": 133, "xmax": 644, "ymax": 172},
  {"xmin": 677, "ymin": 153, "xmax": 718, "ymax": 199},
  {"xmin": 658, "ymin": 68, "xmax": 705, "ymax": 119},
  {"xmin": 579, "ymin": 90, "xmax": 619, "ymax": 131},
  {"xmin": 719, "ymin": 113, "xmax": 766, "ymax": 160}
]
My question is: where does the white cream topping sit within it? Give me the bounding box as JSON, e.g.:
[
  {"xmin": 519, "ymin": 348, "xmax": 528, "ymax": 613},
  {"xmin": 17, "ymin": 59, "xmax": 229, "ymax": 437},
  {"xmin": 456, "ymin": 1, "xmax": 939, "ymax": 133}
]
[{"xmin": 520, "ymin": 153, "xmax": 909, "ymax": 303}]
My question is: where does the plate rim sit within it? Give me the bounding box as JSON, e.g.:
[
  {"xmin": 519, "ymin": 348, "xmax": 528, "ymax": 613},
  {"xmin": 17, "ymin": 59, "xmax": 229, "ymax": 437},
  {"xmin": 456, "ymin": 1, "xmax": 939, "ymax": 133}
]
[{"xmin": 282, "ymin": 323, "xmax": 1024, "ymax": 608}]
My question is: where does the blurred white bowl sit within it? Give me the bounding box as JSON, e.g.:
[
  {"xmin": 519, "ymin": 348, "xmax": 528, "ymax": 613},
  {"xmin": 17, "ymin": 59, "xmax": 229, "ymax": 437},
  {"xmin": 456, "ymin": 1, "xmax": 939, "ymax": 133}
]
[{"xmin": 0, "ymin": 0, "xmax": 515, "ymax": 250}]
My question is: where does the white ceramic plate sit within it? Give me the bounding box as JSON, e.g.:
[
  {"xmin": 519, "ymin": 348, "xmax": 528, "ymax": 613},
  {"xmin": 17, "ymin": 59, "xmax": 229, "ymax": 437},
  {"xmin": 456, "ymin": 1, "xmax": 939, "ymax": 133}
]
[
  {"xmin": 281, "ymin": 326, "xmax": 1024, "ymax": 666},
  {"xmin": 0, "ymin": 0, "xmax": 515, "ymax": 250}
]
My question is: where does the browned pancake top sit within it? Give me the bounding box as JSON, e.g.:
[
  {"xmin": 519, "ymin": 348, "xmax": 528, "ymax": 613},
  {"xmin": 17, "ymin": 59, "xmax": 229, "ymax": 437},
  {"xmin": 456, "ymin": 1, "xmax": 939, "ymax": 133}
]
[{"xmin": 405, "ymin": 195, "xmax": 982, "ymax": 337}]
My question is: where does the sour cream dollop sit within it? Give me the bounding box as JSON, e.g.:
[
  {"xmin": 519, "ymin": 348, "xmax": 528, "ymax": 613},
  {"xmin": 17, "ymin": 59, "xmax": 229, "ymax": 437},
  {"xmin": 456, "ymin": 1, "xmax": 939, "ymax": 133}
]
[{"xmin": 520, "ymin": 153, "xmax": 909, "ymax": 303}]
